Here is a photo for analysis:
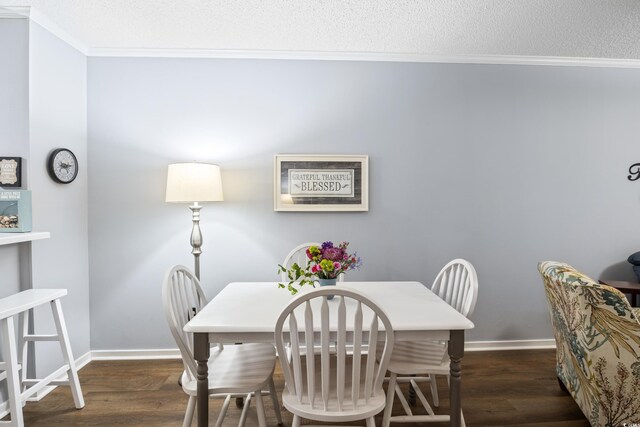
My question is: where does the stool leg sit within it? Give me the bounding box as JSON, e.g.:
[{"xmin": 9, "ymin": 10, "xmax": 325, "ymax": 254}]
[
  {"xmin": 50, "ymin": 299, "xmax": 85, "ymax": 409},
  {"xmin": 18, "ymin": 310, "xmax": 29, "ymax": 392},
  {"xmin": 1, "ymin": 317, "xmax": 24, "ymax": 427}
]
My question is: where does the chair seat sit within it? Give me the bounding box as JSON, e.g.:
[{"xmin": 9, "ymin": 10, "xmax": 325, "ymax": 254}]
[
  {"xmin": 181, "ymin": 343, "xmax": 276, "ymax": 395},
  {"xmin": 282, "ymin": 355, "xmax": 387, "ymax": 422},
  {"xmin": 386, "ymin": 340, "xmax": 449, "ymax": 375}
]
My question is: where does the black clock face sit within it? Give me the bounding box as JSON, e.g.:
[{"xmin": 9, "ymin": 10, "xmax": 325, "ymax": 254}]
[{"xmin": 47, "ymin": 149, "xmax": 78, "ymax": 184}]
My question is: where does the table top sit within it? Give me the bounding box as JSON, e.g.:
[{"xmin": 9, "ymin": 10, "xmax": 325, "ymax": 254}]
[
  {"xmin": 184, "ymin": 281, "xmax": 474, "ymax": 342},
  {"xmin": 598, "ymin": 280, "xmax": 640, "ymax": 292}
]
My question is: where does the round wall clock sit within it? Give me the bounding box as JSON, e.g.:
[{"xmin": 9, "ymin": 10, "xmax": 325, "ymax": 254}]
[{"xmin": 47, "ymin": 148, "xmax": 78, "ymax": 184}]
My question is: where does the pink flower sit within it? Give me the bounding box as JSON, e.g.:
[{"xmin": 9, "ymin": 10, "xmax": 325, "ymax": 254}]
[
  {"xmin": 311, "ymin": 265, "xmax": 320, "ymax": 273},
  {"xmin": 322, "ymin": 247, "xmax": 344, "ymax": 261},
  {"xmin": 333, "ymin": 262, "xmax": 341, "ymax": 270}
]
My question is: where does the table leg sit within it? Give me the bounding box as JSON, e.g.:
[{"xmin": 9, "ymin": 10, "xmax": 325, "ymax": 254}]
[
  {"xmin": 194, "ymin": 332, "xmax": 210, "ymax": 427},
  {"xmin": 449, "ymin": 330, "xmax": 464, "ymax": 427}
]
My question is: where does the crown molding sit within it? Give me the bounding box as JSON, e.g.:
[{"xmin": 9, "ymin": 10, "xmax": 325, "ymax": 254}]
[
  {"xmin": 87, "ymin": 47, "xmax": 640, "ymax": 68},
  {"xmin": 4, "ymin": 6, "xmax": 640, "ymax": 68},
  {"xmin": 0, "ymin": 6, "xmax": 88, "ymax": 55},
  {"xmin": 0, "ymin": 5, "xmax": 30, "ymax": 18}
]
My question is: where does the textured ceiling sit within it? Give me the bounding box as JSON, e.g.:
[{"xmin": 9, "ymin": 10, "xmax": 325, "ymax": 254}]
[{"xmin": 1, "ymin": 0, "xmax": 640, "ymax": 60}]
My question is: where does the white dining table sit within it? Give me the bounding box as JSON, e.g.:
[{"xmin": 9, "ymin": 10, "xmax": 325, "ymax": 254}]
[{"xmin": 183, "ymin": 281, "xmax": 475, "ymax": 427}]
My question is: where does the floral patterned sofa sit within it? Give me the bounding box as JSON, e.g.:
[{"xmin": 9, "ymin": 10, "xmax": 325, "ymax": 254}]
[{"xmin": 538, "ymin": 261, "xmax": 640, "ymax": 426}]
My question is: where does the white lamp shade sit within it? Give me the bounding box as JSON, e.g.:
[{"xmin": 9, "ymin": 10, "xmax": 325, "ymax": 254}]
[{"xmin": 165, "ymin": 163, "xmax": 224, "ymax": 203}]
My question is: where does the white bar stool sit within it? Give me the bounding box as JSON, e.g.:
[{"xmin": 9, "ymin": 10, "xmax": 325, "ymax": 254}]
[{"xmin": 0, "ymin": 289, "xmax": 84, "ymax": 426}]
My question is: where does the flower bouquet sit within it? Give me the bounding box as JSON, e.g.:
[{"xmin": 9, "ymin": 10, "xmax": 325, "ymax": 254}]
[{"xmin": 278, "ymin": 241, "xmax": 362, "ymax": 295}]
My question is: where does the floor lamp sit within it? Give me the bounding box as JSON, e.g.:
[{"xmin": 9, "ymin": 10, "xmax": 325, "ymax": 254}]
[{"xmin": 165, "ymin": 162, "xmax": 224, "ymax": 280}]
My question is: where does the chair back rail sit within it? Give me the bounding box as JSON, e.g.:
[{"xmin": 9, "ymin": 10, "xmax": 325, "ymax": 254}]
[
  {"xmin": 431, "ymin": 258, "xmax": 478, "ymax": 317},
  {"xmin": 162, "ymin": 265, "xmax": 207, "ymax": 381},
  {"xmin": 275, "ymin": 287, "xmax": 394, "ymax": 413}
]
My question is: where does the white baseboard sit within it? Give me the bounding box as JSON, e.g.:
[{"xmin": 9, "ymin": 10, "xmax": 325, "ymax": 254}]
[
  {"xmin": 26, "ymin": 351, "xmax": 93, "ymax": 402},
  {"xmin": 0, "ymin": 339, "xmax": 555, "ymax": 418},
  {"xmin": 466, "ymin": 339, "xmax": 556, "ymax": 351},
  {"xmin": 0, "ymin": 350, "xmax": 92, "ymax": 418},
  {"xmin": 91, "ymin": 339, "xmax": 556, "ymax": 359},
  {"xmin": 90, "ymin": 348, "xmax": 181, "ymax": 360}
]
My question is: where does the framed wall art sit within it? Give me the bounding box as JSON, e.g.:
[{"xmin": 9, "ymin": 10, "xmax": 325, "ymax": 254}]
[
  {"xmin": 274, "ymin": 154, "xmax": 369, "ymax": 212},
  {"xmin": 0, "ymin": 190, "xmax": 32, "ymax": 232},
  {"xmin": 0, "ymin": 157, "xmax": 22, "ymax": 188}
]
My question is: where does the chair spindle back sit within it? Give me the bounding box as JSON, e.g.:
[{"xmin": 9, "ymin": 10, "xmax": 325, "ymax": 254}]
[
  {"xmin": 275, "ymin": 287, "xmax": 394, "ymax": 412},
  {"xmin": 162, "ymin": 265, "xmax": 207, "ymax": 382},
  {"xmin": 431, "ymin": 258, "xmax": 478, "ymax": 317}
]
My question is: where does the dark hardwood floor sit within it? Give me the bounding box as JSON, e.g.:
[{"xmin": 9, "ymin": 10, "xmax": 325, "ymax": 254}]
[{"xmin": 10, "ymin": 349, "xmax": 588, "ymax": 426}]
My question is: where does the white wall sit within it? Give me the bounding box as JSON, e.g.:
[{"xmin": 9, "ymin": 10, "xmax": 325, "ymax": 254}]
[
  {"xmin": 87, "ymin": 57, "xmax": 640, "ymax": 350},
  {"xmin": 27, "ymin": 22, "xmax": 90, "ymax": 376}
]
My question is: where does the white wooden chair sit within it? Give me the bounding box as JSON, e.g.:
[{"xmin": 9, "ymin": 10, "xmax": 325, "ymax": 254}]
[
  {"xmin": 281, "ymin": 242, "xmax": 345, "ymax": 283},
  {"xmin": 275, "ymin": 286, "xmax": 395, "ymax": 426},
  {"xmin": 381, "ymin": 259, "xmax": 478, "ymax": 427},
  {"xmin": 162, "ymin": 265, "xmax": 283, "ymax": 427}
]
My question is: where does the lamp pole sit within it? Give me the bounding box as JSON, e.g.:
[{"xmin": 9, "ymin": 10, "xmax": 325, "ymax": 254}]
[
  {"xmin": 189, "ymin": 202, "xmax": 203, "ymax": 280},
  {"xmin": 166, "ymin": 162, "xmax": 223, "ymax": 281}
]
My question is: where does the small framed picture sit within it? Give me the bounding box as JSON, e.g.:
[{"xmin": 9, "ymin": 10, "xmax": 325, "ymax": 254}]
[
  {"xmin": 0, "ymin": 157, "xmax": 22, "ymax": 188},
  {"xmin": 274, "ymin": 154, "xmax": 369, "ymax": 212}
]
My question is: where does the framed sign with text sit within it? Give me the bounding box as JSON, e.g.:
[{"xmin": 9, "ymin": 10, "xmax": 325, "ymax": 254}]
[
  {"xmin": 0, "ymin": 157, "xmax": 22, "ymax": 188},
  {"xmin": 274, "ymin": 154, "xmax": 369, "ymax": 211}
]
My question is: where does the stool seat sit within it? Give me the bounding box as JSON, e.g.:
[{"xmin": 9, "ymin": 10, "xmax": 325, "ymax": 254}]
[
  {"xmin": 0, "ymin": 289, "xmax": 67, "ymax": 320},
  {"xmin": 0, "ymin": 289, "xmax": 84, "ymax": 427}
]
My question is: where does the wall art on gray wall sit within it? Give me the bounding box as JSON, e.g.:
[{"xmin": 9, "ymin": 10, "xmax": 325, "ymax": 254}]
[
  {"xmin": 628, "ymin": 163, "xmax": 640, "ymax": 181},
  {"xmin": 274, "ymin": 154, "xmax": 369, "ymax": 212},
  {"xmin": 0, "ymin": 157, "xmax": 22, "ymax": 188}
]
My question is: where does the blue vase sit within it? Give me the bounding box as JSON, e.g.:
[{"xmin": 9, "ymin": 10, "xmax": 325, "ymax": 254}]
[{"xmin": 318, "ymin": 278, "xmax": 337, "ymax": 300}]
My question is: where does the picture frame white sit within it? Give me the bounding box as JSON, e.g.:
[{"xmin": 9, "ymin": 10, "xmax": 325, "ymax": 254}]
[{"xmin": 274, "ymin": 154, "xmax": 369, "ymax": 212}]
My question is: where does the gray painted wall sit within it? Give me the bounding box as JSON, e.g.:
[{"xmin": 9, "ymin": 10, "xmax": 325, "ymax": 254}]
[
  {"xmin": 0, "ymin": 17, "xmax": 89, "ymax": 406},
  {"xmin": 0, "ymin": 19, "xmax": 29, "ymax": 161},
  {"xmin": 0, "ymin": 20, "xmax": 90, "ymax": 413},
  {"xmin": 87, "ymin": 57, "xmax": 640, "ymax": 350},
  {"xmin": 0, "ymin": 18, "xmax": 29, "ymax": 299},
  {"xmin": 27, "ymin": 22, "xmax": 90, "ymax": 377}
]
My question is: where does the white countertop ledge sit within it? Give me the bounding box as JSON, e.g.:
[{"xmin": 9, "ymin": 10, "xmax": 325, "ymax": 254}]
[{"xmin": 0, "ymin": 232, "xmax": 50, "ymax": 246}]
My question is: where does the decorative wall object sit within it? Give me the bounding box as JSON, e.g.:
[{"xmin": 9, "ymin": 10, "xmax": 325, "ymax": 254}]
[
  {"xmin": 628, "ymin": 163, "xmax": 640, "ymax": 181},
  {"xmin": 0, "ymin": 190, "xmax": 32, "ymax": 233},
  {"xmin": 274, "ymin": 154, "xmax": 368, "ymax": 211},
  {"xmin": 0, "ymin": 157, "xmax": 22, "ymax": 188},
  {"xmin": 47, "ymin": 148, "xmax": 78, "ymax": 184}
]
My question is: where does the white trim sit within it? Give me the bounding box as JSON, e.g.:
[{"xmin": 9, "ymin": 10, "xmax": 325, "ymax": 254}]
[
  {"xmin": 0, "ymin": 6, "xmax": 88, "ymax": 55},
  {"xmin": 0, "ymin": 350, "xmax": 91, "ymax": 419},
  {"xmin": 87, "ymin": 47, "xmax": 640, "ymax": 68},
  {"xmin": 3, "ymin": 6, "xmax": 640, "ymax": 68},
  {"xmin": 0, "ymin": 5, "xmax": 30, "ymax": 19},
  {"xmin": 90, "ymin": 348, "xmax": 181, "ymax": 360},
  {"xmin": 467, "ymin": 339, "xmax": 556, "ymax": 351},
  {"xmin": 26, "ymin": 351, "xmax": 92, "ymax": 401},
  {"xmin": 90, "ymin": 340, "xmax": 555, "ymax": 360},
  {"xmin": 0, "ymin": 340, "xmax": 553, "ymax": 418}
]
